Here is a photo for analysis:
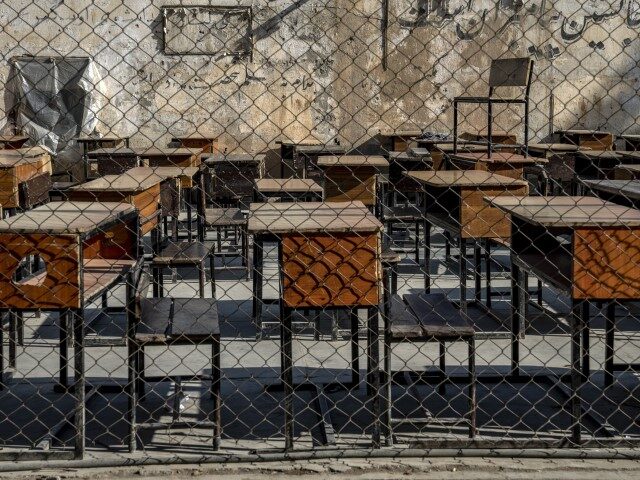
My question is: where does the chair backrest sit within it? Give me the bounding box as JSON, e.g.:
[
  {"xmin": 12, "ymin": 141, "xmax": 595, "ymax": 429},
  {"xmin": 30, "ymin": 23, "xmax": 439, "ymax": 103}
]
[
  {"xmin": 488, "ymin": 57, "xmax": 534, "ymax": 88},
  {"xmin": 19, "ymin": 172, "xmax": 52, "ymax": 209}
]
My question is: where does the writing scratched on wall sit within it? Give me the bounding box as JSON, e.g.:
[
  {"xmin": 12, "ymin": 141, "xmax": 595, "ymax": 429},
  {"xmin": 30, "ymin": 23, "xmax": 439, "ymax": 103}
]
[
  {"xmin": 162, "ymin": 6, "xmax": 253, "ymax": 57},
  {"xmin": 398, "ymin": 0, "xmax": 639, "ymax": 54}
]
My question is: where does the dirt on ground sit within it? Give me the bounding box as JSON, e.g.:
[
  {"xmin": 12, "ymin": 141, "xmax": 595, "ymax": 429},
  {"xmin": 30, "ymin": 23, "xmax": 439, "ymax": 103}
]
[{"xmin": 4, "ymin": 457, "xmax": 640, "ymax": 480}]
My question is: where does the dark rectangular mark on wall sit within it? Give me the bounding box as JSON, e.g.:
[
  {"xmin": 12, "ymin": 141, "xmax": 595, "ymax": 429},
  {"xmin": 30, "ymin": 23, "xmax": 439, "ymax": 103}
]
[{"xmin": 162, "ymin": 5, "xmax": 253, "ymax": 58}]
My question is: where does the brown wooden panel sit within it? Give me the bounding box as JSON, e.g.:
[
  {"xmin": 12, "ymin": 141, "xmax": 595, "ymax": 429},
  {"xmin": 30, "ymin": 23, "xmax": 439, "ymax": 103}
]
[
  {"xmin": 323, "ymin": 166, "xmax": 377, "ymax": 206},
  {"xmin": 479, "ymin": 162, "xmax": 524, "ymax": 180},
  {"xmin": 130, "ymin": 184, "xmax": 161, "ymax": 234},
  {"xmin": 573, "ymin": 227, "xmax": 640, "ymax": 300},
  {"xmin": 83, "ymin": 218, "xmax": 137, "ymax": 261},
  {"xmin": 460, "ymin": 185, "xmax": 528, "ymax": 239},
  {"xmin": 0, "ymin": 234, "xmax": 80, "ymax": 309},
  {"xmin": 0, "ymin": 160, "xmax": 46, "ymax": 208},
  {"xmin": 282, "ymin": 232, "xmax": 380, "ymax": 308},
  {"xmin": 178, "ymin": 138, "xmax": 218, "ymax": 154},
  {"xmin": 69, "ymin": 185, "xmax": 159, "ymax": 235}
]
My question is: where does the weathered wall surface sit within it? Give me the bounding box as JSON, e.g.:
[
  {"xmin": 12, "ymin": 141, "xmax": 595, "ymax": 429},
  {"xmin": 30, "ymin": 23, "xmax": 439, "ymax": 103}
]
[{"xmin": 0, "ymin": 0, "xmax": 638, "ymax": 153}]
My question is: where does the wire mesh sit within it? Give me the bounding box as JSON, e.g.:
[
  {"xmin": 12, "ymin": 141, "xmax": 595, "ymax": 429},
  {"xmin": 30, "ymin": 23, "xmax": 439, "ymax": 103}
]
[{"xmin": 0, "ymin": 0, "xmax": 638, "ymax": 466}]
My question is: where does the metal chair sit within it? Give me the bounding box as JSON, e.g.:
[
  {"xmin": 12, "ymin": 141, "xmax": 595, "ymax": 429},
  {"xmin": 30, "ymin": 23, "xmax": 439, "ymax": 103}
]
[{"xmin": 453, "ymin": 57, "xmax": 534, "ymax": 158}]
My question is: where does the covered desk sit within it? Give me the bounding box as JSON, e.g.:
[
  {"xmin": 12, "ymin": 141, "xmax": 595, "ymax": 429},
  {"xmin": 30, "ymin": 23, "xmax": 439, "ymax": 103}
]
[
  {"xmin": 317, "ymin": 155, "xmax": 388, "ymax": 208},
  {"xmin": 68, "ymin": 170, "xmax": 167, "ymax": 235},
  {"xmin": 486, "ymin": 195, "xmax": 640, "ymax": 443},
  {"xmin": 0, "ymin": 147, "xmax": 52, "ymax": 212},
  {"xmin": 406, "ymin": 170, "xmax": 528, "ymax": 300},
  {"xmin": 248, "ymin": 200, "xmax": 383, "ymax": 449},
  {"xmin": 556, "ymin": 129, "xmax": 614, "ymax": 151},
  {"xmin": 0, "ymin": 201, "xmax": 139, "ymax": 459},
  {"xmin": 447, "ymin": 152, "xmax": 547, "ymax": 180}
]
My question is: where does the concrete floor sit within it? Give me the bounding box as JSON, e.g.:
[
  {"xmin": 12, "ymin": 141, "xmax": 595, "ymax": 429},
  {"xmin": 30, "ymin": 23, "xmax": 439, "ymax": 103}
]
[{"xmin": 1, "ymin": 226, "xmax": 640, "ymax": 459}]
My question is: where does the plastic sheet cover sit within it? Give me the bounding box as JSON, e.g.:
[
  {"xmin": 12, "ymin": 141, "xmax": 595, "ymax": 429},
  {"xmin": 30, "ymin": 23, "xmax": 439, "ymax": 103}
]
[{"xmin": 4, "ymin": 56, "xmax": 103, "ymax": 165}]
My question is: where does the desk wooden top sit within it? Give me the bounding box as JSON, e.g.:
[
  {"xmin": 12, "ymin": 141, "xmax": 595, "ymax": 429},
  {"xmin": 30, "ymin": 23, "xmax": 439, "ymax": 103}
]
[
  {"xmin": 134, "ymin": 147, "xmax": 202, "ymax": 157},
  {"xmin": 0, "ymin": 135, "xmax": 29, "ymax": 143},
  {"xmin": 528, "ymin": 143, "xmax": 588, "ymax": 153},
  {"xmin": 574, "ymin": 150, "xmax": 623, "ymax": 159},
  {"xmin": 248, "ymin": 201, "xmax": 383, "ymax": 234},
  {"xmin": 583, "ymin": 179, "xmax": 640, "ymax": 201},
  {"xmin": 71, "ymin": 169, "xmax": 165, "ymax": 192},
  {"xmin": 88, "ymin": 147, "xmax": 137, "ymax": 157},
  {"xmin": 317, "ymin": 155, "xmax": 388, "ymax": 167},
  {"xmin": 76, "ymin": 135, "xmax": 126, "ymax": 143},
  {"xmin": 0, "ymin": 146, "xmax": 50, "ymax": 158},
  {"xmin": 485, "ymin": 196, "xmax": 640, "ymax": 227},
  {"xmin": 296, "ymin": 144, "xmax": 345, "ymax": 154},
  {"xmin": 204, "ymin": 153, "xmax": 264, "ymax": 164},
  {"xmin": 435, "ymin": 144, "xmax": 486, "ymax": 153},
  {"xmin": 617, "ymin": 164, "xmax": 640, "ymax": 173},
  {"xmin": 379, "ymin": 129, "xmax": 422, "ymax": 138},
  {"xmin": 0, "ymin": 201, "xmax": 135, "ymax": 234},
  {"xmin": 619, "ymin": 134, "xmax": 640, "ymax": 140},
  {"xmin": 556, "ymin": 129, "xmax": 612, "ymax": 136},
  {"xmin": 406, "ymin": 170, "xmax": 528, "ymax": 187},
  {"xmin": 254, "ymin": 178, "xmax": 323, "ymax": 193},
  {"xmin": 449, "ymin": 152, "xmax": 547, "ymax": 165},
  {"xmin": 171, "ymin": 134, "xmax": 218, "ymax": 141},
  {"xmin": 619, "ymin": 151, "xmax": 640, "ymax": 160},
  {"xmin": 126, "ymin": 166, "xmax": 199, "ymax": 180},
  {"xmin": 0, "ymin": 155, "xmax": 47, "ymax": 168}
]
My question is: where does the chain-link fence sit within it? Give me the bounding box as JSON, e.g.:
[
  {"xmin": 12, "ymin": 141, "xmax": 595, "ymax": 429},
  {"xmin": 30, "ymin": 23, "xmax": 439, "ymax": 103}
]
[{"xmin": 0, "ymin": 0, "xmax": 639, "ymax": 469}]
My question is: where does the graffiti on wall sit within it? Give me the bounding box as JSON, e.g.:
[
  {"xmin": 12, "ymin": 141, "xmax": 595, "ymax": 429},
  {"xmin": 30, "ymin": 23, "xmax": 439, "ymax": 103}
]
[{"xmin": 398, "ymin": 0, "xmax": 640, "ymax": 57}]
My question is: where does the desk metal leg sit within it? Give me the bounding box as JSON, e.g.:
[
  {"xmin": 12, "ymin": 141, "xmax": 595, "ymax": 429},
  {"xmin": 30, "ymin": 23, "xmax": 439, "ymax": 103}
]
[
  {"xmin": 212, "ymin": 338, "xmax": 221, "ymax": 450},
  {"xmin": 605, "ymin": 302, "xmax": 615, "ymax": 387},
  {"xmin": 484, "ymin": 239, "xmax": 492, "ymax": 309},
  {"xmin": 473, "ymin": 242, "xmax": 481, "ymax": 303},
  {"xmin": 459, "ymin": 237, "xmax": 467, "ymax": 313},
  {"xmin": 570, "ymin": 300, "xmax": 583, "ymax": 445},
  {"xmin": 73, "ymin": 308, "xmax": 85, "ymax": 459},
  {"xmin": 367, "ymin": 306, "xmax": 381, "ymax": 448},
  {"xmin": 581, "ymin": 301, "xmax": 590, "ymax": 380},
  {"xmin": 510, "ymin": 261, "xmax": 525, "ymax": 376},
  {"xmin": 350, "ymin": 308, "xmax": 359, "ymax": 387},
  {"xmin": 198, "ymin": 260, "xmax": 206, "ymax": 298},
  {"xmin": 252, "ymin": 238, "xmax": 263, "ymax": 338},
  {"xmin": 468, "ymin": 337, "xmax": 476, "ymax": 438},
  {"xmin": 59, "ymin": 310, "xmax": 69, "ymax": 388},
  {"xmin": 424, "ymin": 219, "xmax": 431, "ymax": 293},
  {"xmin": 282, "ymin": 308, "xmax": 294, "ymax": 450}
]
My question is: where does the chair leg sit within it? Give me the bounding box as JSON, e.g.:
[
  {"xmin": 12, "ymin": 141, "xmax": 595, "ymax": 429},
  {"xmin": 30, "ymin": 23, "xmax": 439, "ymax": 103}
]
[
  {"xmin": 198, "ymin": 260, "xmax": 206, "ymax": 298},
  {"xmin": 438, "ymin": 340, "xmax": 446, "ymax": 395},
  {"xmin": 0, "ymin": 314, "xmax": 3, "ymax": 390},
  {"xmin": 59, "ymin": 310, "xmax": 69, "ymax": 388},
  {"xmin": 209, "ymin": 253, "xmax": 216, "ymax": 298},
  {"xmin": 350, "ymin": 308, "xmax": 359, "ymax": 387},
  {"xmin": 468, "ymin": 337, "xmax": 476, "ymax": 438},
  {"xmin": 9, "ymin": 311, "xmax": 16, "ymax": 369},
  {"xmin": 212, "ymin": 337, "xmax": 221, "ymax": 450},
  {"xmin": 604, "ymin": 302, "xmax": 615, "ymax": 388},
  {"xmin": 128, "ymin": 341, "xmax": 138, "ymax": 453}
]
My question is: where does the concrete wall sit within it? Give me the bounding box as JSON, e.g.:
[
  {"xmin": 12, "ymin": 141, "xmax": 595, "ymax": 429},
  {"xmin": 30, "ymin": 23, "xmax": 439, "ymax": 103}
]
[{"xmin": 0, "ymin": 0, "xmax": 638, "ymax": 155}]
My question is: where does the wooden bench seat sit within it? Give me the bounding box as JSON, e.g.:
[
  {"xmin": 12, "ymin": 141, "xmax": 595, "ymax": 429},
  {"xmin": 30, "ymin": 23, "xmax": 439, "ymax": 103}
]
[
  {"xmin": 204, "ymin": 207, "xmax": 246, "ymax": 227},
  {"xmin": 387, "ymin": 293, "xmax": 475, "ymax": 340},
  {"xmin": 152, "ymin": 241, "xmax": 212, "ymax": 266},
  {"xmin": 137, "ymin": 297, "xmax": 219, "ymax": 343}
]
